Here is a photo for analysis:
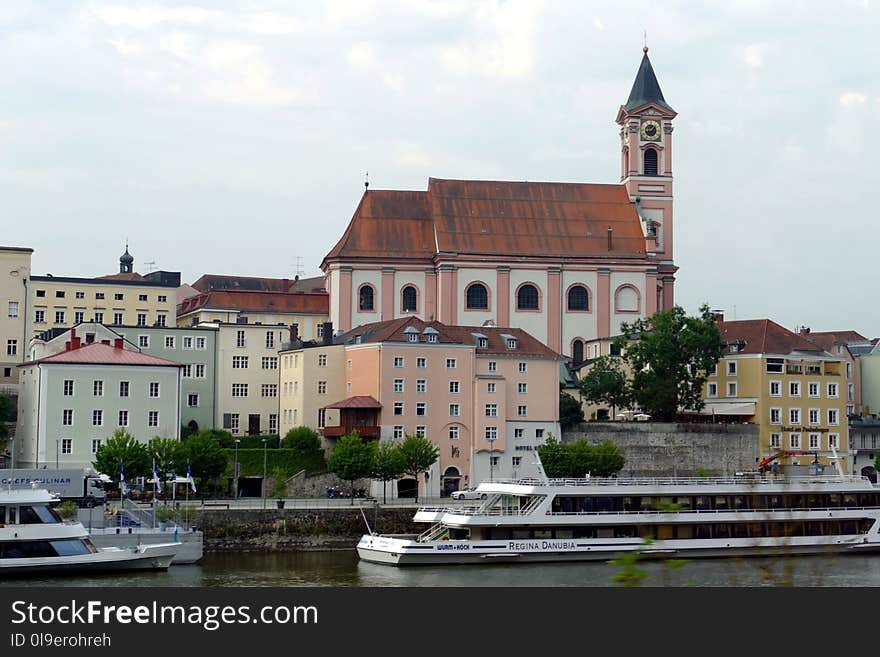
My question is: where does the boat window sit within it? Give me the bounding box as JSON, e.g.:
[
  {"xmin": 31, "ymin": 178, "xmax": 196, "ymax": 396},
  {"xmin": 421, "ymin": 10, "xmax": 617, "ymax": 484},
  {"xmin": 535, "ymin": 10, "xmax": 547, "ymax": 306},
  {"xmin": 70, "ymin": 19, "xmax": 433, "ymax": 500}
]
[
  {"xmin": 0, "ymin": 507, "xmax": 4, "ymax": 523},
  {"xmin": 596, "ymin": 528, "xmax": 614, "ymax": 539},
  {"xmin": 534, "ymin": 529, "xmax": 552, "ymax": 539},
  {"xmin": 18, "ymin": 506, "xmax": 43, "ymax": 524},
  {"xmin": 713, "ymin": 523, "xmax": 731, "ymax": 539},
  {"xmin": 596, "ymin": 497, "xmax": 614, "ymax": 513},
  {"xmin": 0, "ymin": 540, "xmax": 56, "ymax": 558},
  {"xmin": 787, "ymin": 495, "xmax": 805, "ymax": 509},
  {"xmin": 748, "ymin": 523, "xmax": 765, "ymax": 538},
  {"xmin": 827, "ymin": 494, "xmax": 841, "ymax": 507},
  {"xmin": 675, "ymin": 497, "xmax": 692, "ymax": 510},
  {"xmin": 694, "ymin": 525, "xmax": 711, "ymax": 539},
  {"xmin": 732, "ymin": 496, "xmax": 748, "ymax": 510},
  {"xmin": 843, "ymin": 494, "xmax": 858, "ymax": 507},
  {"xmin": 511, "ymin": 529, "xmax": 530, "ymax": 540},
  {"xmin": 7, "ymin": 506, "xmax": 16, "ymax": 524},
  {"xmin": 694, "ymin": 496, "xmax": 710, "ymax": 510},
  {"xmin": 32, "ymin": 506, "xmax": 62, "ymax": 524},
  {"xmin": 768, "ymin": 495, "xmax": 784, "ymax": 509},
  {"xmin": 573, "ymin": 527, "xmax": 596, "ymax": 539},
  {"xmin": 489, "ymin": 528, "xmax": 510, "ymax": 540},
  {"xmin": 554, "ymin": 529, "xmax": 573, "ymax": 539},
  {"xmin": 733, "ymin": 523, "xmax": 749, "ymax": 538},
  {"xmin": 677, "ymin": 525, "xmax": 693, "ymax": 539},
  {"xmin": 713, "ymin": 496, "xmax": 729, "ymax": 510},
  {"xmin": 50, "ymin": 539, "xmax": 92, "ymax": 556},
  {"xmin": 655, "ymin": 526, "xmax": 674, "ymax": 540}
]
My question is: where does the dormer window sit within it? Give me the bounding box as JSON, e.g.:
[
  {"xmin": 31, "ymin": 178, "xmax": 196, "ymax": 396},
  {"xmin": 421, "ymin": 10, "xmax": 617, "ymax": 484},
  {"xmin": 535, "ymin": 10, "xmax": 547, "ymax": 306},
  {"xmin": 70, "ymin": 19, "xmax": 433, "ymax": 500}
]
[
  {"xmin": 479, "ymin": 338, "xmax": 488, "ymax": 348},
  {"xmin": 404, "ymin": 326, "xmax": 420, "ymax": 343},
  {"xmin": 422, "ymin": 327, "xmax": 439, "ymax": 344},
  {"xmin": 507, "ymin": 339, "xmax": 517, "ymax": 349},
  {"xmin": 408, "ymin": 333, "xmax": 418, "ymax": 343}
]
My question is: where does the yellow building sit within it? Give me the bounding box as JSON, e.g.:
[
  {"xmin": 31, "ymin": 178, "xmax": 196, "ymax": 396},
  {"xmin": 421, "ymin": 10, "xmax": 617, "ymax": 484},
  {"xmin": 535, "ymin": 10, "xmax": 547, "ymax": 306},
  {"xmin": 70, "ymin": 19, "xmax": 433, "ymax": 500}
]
[
  {"xmin": 0, "ymin": 246, "xmax": 33, "ymax": 392},
  {"xmin": 29, "ymin": 248, "xmax": 179, "ymax": 339},
  {"xmin": 278, "ymin": 338, "xmax": 345, "ymax": 438},
  {"xmin": 703, "ymin": 319, "xmax": 850, "ymax": 473}
]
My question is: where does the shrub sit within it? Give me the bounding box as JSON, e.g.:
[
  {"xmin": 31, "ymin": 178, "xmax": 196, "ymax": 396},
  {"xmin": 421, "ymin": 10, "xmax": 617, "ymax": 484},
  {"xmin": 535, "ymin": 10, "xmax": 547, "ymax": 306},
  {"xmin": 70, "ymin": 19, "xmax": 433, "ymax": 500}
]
[{"xmin": 57, "ymin": 500, "xmax": 79, "ymax": 519}]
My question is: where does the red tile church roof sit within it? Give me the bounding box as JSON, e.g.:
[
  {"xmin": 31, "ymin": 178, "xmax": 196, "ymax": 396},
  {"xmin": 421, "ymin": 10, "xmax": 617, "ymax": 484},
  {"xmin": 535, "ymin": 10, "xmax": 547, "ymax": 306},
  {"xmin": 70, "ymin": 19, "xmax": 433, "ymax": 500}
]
[{"xmin": 323, "ymin": 178, "xmax": 646, "ymax": 266}]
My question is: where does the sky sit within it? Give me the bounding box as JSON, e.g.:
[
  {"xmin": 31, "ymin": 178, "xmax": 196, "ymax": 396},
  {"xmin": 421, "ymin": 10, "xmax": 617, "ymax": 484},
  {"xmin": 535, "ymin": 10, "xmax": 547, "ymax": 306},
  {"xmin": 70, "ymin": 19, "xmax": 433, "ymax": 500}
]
[{"xmin": 1, "ymin": 1, "xmax": 878, "ymax": 337}]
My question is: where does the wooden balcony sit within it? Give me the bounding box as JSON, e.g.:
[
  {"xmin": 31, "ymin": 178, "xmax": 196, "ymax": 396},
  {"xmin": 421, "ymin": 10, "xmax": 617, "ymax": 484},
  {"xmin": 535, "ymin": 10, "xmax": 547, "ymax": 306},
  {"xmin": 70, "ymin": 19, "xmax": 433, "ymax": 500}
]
[{"xmin": 322, "ymin": 425, "xmax": 381, "ymax": 439}]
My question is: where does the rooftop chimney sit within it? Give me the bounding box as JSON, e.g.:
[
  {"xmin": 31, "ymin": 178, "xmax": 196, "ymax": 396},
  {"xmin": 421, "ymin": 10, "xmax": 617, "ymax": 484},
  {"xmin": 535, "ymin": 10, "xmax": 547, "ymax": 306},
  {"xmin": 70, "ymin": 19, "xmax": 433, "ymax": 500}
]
[
  {"xmin": 711, "ymin": 309, "xmax": 724, "ymax": 323},
  {"xmin": 101, "ymin": 339, "xmax": 110, "ymax": 345},
  {"xmin": 70, "ymin": 336, "xmax": 81, "ymax": 350},
  {"xmin": 114, "ymin": 338, "xmax": 124, "ymax": 350},
  {"xmin": 799, "ymin": 326, "xmax": 811, "ymax": 336},
  {"xmin": 289, "ymin": 323, "xmax": 299, "ymax": 343},
  {"xmin": 607, "ymin": 227, "xmax": 613, "ymax": 251},
  {"xmin": 322, "ymin": 322, "xmax": 333, "ymax": 346}
]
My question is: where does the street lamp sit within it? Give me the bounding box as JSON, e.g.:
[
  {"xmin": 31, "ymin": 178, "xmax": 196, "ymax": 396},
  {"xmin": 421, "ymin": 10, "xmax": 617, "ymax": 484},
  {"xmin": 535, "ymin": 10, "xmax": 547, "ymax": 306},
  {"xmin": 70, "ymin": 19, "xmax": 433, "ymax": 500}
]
[
  {"xmin": 261, "ymin": 438, "xmax": 267, "ymax": 511},
  {"xmin": 487, "ymin": 435, "xmax": 497, "ymax": 483},
  {"xmin": 233, "ymin": 439, "xmax": 241, "ymax": 500}
]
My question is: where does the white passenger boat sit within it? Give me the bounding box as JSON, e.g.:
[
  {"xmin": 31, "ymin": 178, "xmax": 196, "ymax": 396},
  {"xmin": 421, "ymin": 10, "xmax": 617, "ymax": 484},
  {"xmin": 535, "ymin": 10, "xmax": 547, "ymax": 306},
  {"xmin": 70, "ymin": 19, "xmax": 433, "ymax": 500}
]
[
  {"xmin": 0, "ymin": 489, "xmax": 180, "ymax": 575},
  {"xmin": 357, "ymin": 474, "xmax": 880, "ymax": 565}
]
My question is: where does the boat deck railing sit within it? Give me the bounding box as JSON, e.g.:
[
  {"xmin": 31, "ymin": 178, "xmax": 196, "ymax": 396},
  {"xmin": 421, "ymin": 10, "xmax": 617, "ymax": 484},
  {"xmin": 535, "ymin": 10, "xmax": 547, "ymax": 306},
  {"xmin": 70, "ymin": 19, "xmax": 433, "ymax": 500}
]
[
  {"xmin": 416, "ymin": 504, "xmax": 880, "ymax": 518},
  {"xmin": 489, "ymin": 475, "xmax": 869, "ymax": 487}
]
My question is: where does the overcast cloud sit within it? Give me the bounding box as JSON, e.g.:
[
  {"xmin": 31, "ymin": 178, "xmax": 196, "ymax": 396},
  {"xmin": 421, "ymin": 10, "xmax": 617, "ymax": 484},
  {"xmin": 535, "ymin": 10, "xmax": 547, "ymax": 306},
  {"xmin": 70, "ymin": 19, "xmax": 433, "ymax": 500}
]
[{"xmin": 1, "ymin": 1, "xmax": 877, "ymax": 336}]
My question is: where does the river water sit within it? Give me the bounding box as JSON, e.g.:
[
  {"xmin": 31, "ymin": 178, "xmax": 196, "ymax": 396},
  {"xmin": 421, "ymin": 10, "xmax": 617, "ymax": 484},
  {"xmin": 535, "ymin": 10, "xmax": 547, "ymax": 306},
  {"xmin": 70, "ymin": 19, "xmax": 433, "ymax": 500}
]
[{"xmin": 3, "ymin": 551, "xmax": 880, "ymax": 587}]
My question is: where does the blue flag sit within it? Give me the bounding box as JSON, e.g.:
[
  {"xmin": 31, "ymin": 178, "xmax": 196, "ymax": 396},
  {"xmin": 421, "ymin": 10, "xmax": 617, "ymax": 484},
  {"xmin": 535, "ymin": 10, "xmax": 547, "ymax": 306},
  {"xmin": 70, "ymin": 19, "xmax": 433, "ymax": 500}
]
[
  {"xmin": 120, "ymin": 464, "xmax": 128, "ymax": 496},
  {"xmin": 186, "ymin": 463, "xmax": 196, "ymax": 493},
  {"xmin": 152, "ymin": 460, "xmax": 160, "ymax": 494}
]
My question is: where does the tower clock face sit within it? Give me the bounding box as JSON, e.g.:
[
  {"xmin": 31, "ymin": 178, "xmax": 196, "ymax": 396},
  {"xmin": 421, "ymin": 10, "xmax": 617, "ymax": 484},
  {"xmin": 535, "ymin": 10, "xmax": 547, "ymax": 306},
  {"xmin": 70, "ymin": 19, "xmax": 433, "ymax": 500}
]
[{"xmin": 640, "ymin": 119, "xmax": 661, "ymax": 141}]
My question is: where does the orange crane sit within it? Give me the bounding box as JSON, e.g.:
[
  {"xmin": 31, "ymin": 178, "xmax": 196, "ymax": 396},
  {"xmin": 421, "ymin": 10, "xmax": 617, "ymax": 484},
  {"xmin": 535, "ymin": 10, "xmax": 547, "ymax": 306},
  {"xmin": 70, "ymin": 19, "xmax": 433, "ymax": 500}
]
[{"xmin": 757, "ymin": 450, "xmax": 819, "ymax": 474}]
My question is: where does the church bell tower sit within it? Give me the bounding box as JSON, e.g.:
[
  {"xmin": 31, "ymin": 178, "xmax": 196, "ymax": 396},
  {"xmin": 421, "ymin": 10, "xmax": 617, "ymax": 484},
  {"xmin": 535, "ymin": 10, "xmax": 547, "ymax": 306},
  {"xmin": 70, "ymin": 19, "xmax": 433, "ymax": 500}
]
[{"xmin": 617, "ymin": 47, "xmax": 677, "ymax": 310}]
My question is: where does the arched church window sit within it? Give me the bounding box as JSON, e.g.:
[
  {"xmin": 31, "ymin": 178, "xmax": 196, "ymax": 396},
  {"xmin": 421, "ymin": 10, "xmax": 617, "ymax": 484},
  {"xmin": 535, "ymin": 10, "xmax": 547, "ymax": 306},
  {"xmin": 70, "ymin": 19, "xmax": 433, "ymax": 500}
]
[
  {"xmin": 572, "ymin": 339, "xmax": 584, "ymax": 365},
  {"xmin": 401, "ymin": 285, "xmax": 417, "ymax": 312},
  {"xmin": 644, "ymin": 148, "xmax": 658, "ymax": 176},
  {"xmin": 567, "ymin": 285, "xmax": 589, "ymax": 311},
  {"xmin": 517, "ymin": 284, "xmax": 539, "ymax": 310},
  {"xmin": 359, "ymin": 285, "xmax": 375, "ymax": 312},
  {"xmin": 466, "ymin": 283, "xmax": 488, "ymax": 310}
]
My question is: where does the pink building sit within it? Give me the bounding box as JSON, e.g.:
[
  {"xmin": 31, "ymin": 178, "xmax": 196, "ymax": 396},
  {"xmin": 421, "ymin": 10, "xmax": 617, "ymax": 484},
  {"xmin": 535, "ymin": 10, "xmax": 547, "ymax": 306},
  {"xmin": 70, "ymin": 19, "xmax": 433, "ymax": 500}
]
[
  {"xmin": 322, "ymin": 318, "xmax": 561, "ymax": 498},
  {"xmin": 322, "ymin": 49, "xmax": 678, "ymax": 365}
]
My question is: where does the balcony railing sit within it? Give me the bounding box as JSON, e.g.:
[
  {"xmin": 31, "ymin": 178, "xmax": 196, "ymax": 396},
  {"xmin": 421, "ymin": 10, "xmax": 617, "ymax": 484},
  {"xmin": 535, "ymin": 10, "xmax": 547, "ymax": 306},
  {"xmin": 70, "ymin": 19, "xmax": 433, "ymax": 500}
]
[{"xmin": 322, "ymin": 425, "xmax": 381, "ymax": 438}]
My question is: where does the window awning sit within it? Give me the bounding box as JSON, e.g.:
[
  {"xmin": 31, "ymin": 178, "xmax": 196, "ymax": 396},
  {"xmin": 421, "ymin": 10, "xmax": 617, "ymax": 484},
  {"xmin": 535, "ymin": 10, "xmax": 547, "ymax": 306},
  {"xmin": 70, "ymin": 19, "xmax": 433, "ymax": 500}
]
[{"xmin": 692, "ymin": 401, "xmax": 756, "ymax": 416}]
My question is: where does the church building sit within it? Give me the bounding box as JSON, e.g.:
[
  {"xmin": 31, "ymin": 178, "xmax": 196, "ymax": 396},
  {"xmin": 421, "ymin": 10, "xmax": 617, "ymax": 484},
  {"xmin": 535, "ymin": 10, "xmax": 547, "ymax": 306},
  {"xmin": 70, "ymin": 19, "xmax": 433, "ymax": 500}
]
[{"xmin": 322, "ymin": 49, "xmax": 678, "ymax": 362}]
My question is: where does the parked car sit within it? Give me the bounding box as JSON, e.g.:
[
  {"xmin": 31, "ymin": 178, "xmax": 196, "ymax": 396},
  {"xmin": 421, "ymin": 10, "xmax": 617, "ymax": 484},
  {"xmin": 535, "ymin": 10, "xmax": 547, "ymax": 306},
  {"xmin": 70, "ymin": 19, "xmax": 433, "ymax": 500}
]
[{"xmin": 451, "ymin": 488, "xmax": 487, "ymax": 500}]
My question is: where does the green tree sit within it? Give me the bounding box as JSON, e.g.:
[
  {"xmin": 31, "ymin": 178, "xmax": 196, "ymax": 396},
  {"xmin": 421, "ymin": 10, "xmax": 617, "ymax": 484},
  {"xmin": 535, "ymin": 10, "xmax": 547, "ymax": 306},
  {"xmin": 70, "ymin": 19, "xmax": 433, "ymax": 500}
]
[
  {"xmin": 396, "ymin": 434, "xmax": 440, "ymax": 503},
  {"xmin": 280, "ymin": 427, "xmax": 325, "ymax": 472},
  {"xmin": 372, "ymin": 440, "xmax": 405, "ymax": 504},
  {"xmin": 92, "ymin": 429, "xmax": 151, "ymax": 489},
  {"xmin": 619, "ymin": 304, "xmax": 723, "ymax": 421},
  {"xmin": 578, "ymin": 355, "xmax": 631, "ymax": 420},
  {"xmin": 537, "ymin": 436, "xmax": 569, "ymax": 479},
  {"xmin": 559, "ymin": 391, "xmax": 585, "ymax": 430},
  {"xmin": 0, "ymin": 394, "xmax": 10, "ymax": 453},
  {"xmin": 328, "ymin": 432, "xmax": 377, "ymax": 505},
  {"xmin": 147, "ymin": 437, "xmax": 186, "ymax": 492},
  {"xmin": 270, "ymin": 467, "xmax": 288, "ymax": 499},
  {"xmin": 591, "ymin": 439, "xmax": 625, "ymax": 477},
  {"xmin": 187, "ymin": 428, "xmax": 235, "ymax": 448},
  {"xmin": 282, "ymin": 426, "xmax": 321, "ymax": 451},
  {"xmin": 184, "ymin": 431, "xmax": 228, "ymax": 493}
]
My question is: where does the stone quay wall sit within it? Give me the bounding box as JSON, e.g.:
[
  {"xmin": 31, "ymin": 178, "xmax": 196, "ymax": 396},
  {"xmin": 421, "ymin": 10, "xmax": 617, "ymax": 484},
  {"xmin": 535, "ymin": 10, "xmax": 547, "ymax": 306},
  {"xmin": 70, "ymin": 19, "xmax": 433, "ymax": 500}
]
[
  {"xmin": 195, "ymin": 507, "xmax": 419, "ymax": 552},
  {"xmin": 561, "ymin": 422, "xmax": 761, "ymax": 478}
]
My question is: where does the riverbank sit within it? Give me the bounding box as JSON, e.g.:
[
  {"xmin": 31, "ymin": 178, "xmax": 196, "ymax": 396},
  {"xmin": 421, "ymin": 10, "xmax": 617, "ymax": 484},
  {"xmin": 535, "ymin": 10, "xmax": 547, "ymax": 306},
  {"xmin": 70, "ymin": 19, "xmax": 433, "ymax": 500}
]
[{"xmin": 194, "ymin": 507, "xmax": 419, "ymax": 552}]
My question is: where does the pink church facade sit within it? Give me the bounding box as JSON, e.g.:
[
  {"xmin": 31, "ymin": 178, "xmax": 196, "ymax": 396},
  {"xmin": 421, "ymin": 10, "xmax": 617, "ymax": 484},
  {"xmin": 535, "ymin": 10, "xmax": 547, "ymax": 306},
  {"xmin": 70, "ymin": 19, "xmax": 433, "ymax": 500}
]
[{"xmin": 322, "ymin": 50, "xmax": 678, "ymax": 362}]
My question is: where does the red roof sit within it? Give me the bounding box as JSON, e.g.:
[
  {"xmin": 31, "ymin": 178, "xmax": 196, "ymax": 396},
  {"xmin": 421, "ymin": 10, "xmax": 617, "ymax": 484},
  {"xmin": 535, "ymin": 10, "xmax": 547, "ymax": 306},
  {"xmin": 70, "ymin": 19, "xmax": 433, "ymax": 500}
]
[
  {"xmin": 177, "ymin": 289, "xmax": 329, "ymax": 317},
  {"xmin": 324, "ymin": 395, "xmax": 383, "ymax": 410},
  {"xmin": 323, "ymin": 178, "xmax": 646, "ymax": 267},
  {"xmin": 22, "ymin": 342, "xmax": 183, "ymax": 367},
  {"xmin": 719, "ymin": 319, "xmax": 828, "ymax": 356},
  {"xmin": 192, "ymin": 274, "xmax": 326, "ymax": 294},
  {"xmin": 339, "ymin": 316, "xmax": 559, "ymax": 359},
  {"xmin": 801, "ymin": 330, "xmax": 868, "ymax": 351}
]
